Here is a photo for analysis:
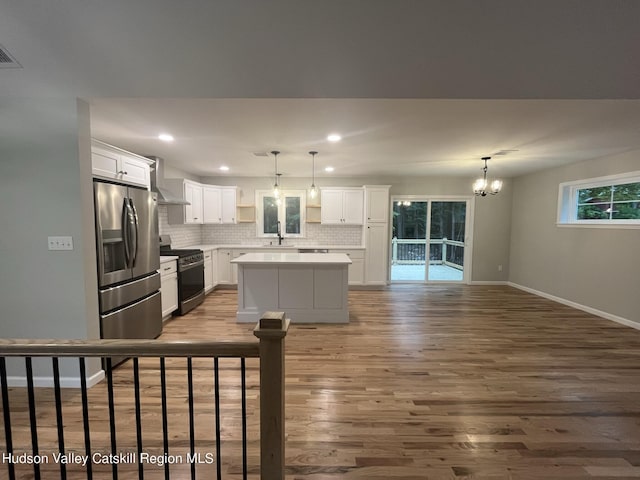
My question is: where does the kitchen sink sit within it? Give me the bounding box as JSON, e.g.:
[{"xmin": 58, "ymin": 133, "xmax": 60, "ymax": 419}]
[{"xmin": 261, "ymin": 244, "xmax": 296, "ymax": 248}]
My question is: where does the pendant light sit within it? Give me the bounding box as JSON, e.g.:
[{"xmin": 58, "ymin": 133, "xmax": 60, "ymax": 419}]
[
  {"xmin": 309, "ymin": 151, "xmax": 318, "ymax": 199},
  {"xmin": 473, "ymin": 156, "xmax": 502, "ymax": 196},
  {"xmin": 271, "ymin": 150, "xmax": 281, "ymax": 198}
]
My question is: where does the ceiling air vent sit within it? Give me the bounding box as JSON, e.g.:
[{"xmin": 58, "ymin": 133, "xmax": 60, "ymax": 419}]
[
  {"xmin": 0, "ymin": 44, "xmax": 22, "ymax": 69},
  {"xmin": 493, "ymin": 149, "xmax": 519, "ymax": 156}
]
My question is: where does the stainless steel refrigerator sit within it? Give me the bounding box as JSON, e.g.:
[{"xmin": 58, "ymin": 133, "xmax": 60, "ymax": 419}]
[{"xmin": 94, "ymin": 181, "xmax": 162, "ymax": 352}]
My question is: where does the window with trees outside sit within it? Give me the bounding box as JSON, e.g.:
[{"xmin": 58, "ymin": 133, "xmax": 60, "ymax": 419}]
[
  {"xmin": 557, "ymin": 172, "xmax": 640, "ymax": 227},
  {"xmin": 256, "ymin": 190, "xmax": 306, "ymax": 238}
]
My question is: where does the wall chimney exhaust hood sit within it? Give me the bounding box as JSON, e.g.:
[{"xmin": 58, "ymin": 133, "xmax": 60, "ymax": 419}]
[{"xmin": 147, "ymin": 156, "xmax": 190, "ymax": 205}]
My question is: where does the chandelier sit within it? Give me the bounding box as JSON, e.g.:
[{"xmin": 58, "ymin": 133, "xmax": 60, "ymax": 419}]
[{"xmin": 473, "ymin": 156, "xmax": 502, "ymax": 196}]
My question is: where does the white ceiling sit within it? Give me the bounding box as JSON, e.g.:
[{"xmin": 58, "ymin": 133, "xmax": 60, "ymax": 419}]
[
  {"xmin": 90, "ymin": 98, "xmax": 640, "ymax": 178},
  {"xmin": 2, "ymin": 1, "xmax": 640, "ymax": 178}
]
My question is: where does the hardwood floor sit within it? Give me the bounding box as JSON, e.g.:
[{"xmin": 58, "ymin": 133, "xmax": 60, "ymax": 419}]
[{"xmin": 2, "ymin": 285, "xmax": 640, "ymax": 479}]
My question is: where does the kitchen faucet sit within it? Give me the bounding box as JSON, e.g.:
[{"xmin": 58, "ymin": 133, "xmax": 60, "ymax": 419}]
[{"xmin": 276, "ymin": 221, "xmax": 284, "ymax": 245}]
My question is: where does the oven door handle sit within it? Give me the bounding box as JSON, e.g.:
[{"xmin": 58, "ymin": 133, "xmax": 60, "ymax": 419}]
[{"xmin": 180, "ymin": 259, "xmax": 204, "ymax": 271}]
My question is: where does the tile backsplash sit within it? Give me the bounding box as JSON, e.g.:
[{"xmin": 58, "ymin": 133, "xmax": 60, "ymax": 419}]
[
  {"xmin": 158, "ymin": 206, "xmax": 203, "ymax": 247},
  {"xmin": 202, "ymin": 223, "xmax": 362, "ymax": 246},
  {"xmin": 159, "ymin": 205, "xmax": 363, "ymax": 247}
]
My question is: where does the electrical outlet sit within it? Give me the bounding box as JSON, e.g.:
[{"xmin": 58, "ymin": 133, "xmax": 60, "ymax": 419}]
[
  {"xmin": 498, "ymin": 264, "xmax": 503, "ymax": 272},
  {"xmin": 48, "ymin": 236, "xmax": 74, "ymax": 251}
]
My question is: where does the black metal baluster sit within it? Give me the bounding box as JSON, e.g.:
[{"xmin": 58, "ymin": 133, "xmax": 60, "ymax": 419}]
[
  {"xmin": 106, "ymin": 358, "xmax": 118, "ymax": 480},
  {"xmin": 133, "ymin": 358, "xmax": 144, "ymax": 480},
  {"xmin": 240, "ymin": 358, "xmax": 247, "ymax": 480},
  {"xmin": 187, "ymin": 357, "xmax": 195, "ymax": 480},
  {"xmin": 160, "ymin": 358, "xmax": 169, "ymax": 480},
  {"xmin": 213, "ymin": 358, "xmax": 221, "ymax": 480},
  {"xmin": 79, "ymin": 358, "xmax": 93, "ymax": 480},
  {"xmin": 52, "ymin": 358, "xmax": 66, "ymax": 480},
  {"xmin": 0, "ymin": 357, "xmax": 15, "ymax": 480},
  {"xmin": 25, "ymin": 358, "xmax": 41, "ymax": 480}
]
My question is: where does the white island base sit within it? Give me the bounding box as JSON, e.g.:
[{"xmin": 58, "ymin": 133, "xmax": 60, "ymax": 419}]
[{"xmin": 231, "ymin": 252, "xmax": 351, "ymax": 323}]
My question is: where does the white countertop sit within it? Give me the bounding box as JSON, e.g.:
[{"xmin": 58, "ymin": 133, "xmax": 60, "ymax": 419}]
[
  {"xmin": 185, "ymin": 243, "xmax": 364, "ymax": 250},
  {"xmin": 231, "ymin": 252, "xmax": 352, "ymax": 265},
  {"xmin": 160, "ymin": 255, "xmax": 178, "ymax": 262}
]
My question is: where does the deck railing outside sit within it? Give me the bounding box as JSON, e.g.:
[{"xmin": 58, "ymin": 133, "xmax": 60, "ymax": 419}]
[
  {"xmin": 0, "ymin": 312, "xmax": 289, "ymax": 480},
  {"xmin": 391, "ymin": 237, "xmax": 464, "ymax": 270}
]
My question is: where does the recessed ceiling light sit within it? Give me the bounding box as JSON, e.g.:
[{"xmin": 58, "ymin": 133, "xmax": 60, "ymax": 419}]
[
  {"xmin": 158, "ymin": 133, "xmax": 174, "ymax": 142},
  {"xmin": 327, "ymin": 133, "xmax": 342, "ymax": 142},
  {"xmin": 325, "ymin": 166, "xmax": 335, "ymax": 173},
  {"xmin": 219, "ymin": 166, "xmax": 229, "ymax": 172}
]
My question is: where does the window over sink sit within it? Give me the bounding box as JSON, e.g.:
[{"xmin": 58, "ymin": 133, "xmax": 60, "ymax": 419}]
[{"xmin": 256, "ymin": 190, "xmax": 306, "ymax": 238}]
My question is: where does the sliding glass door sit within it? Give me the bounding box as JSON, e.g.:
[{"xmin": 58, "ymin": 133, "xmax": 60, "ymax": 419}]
[{"xmin": 391, "ymin": 198, "xmax": 471, "ymax": 283}]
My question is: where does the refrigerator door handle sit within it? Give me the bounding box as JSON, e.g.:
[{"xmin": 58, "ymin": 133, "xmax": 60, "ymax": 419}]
[
  {"xmin": 122, "ymin": 197, "xmax": 131, "ymax": 267},
  {"xmin": 129, "ymin": 199, "xmax": 139, "ymax": 268}
]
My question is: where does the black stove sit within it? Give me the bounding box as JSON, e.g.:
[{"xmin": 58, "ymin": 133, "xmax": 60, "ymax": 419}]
[
  {"xmin": 160, "ymin": 248, "xmax": 202, "ymax": 257},
  {"xmin": 159, "ymin": 236, "xmax": 205, "ymax": 315},
  {"xmin": 160, "ymin": 247, "xmax": 204, "ymax": 268}
]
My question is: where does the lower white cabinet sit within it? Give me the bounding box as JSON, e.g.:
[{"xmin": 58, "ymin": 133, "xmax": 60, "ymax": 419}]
[
  {"xmin": 210, "ymin": 249, "xmax": 218, "ymax": 288},
  {"xmin": 365, "ymin": 223, "xmax": 389, "ymax": 285},
  {"xmin": 231, "ymin": 249, "xmax": 254, "ymax": 284},
  {"xmin": 330, "ymin": 249, "xmax": 365, "ymax": 285},
  {"xmin": 203, "ymin": 250, "xmax": 214, "ymax": 293},
  {"xmin": 217, "ymin": 249, "xmax": 233, "ymax": 285},
  {"xmin": 159, "ymin": 259, "xmax": 178, "ymax": 319}
]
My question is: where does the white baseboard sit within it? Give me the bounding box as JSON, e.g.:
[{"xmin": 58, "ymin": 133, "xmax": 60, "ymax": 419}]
[
  {"xmin": 7, "ymin": 369, "xmax": 105, "ymax": 388},
  {"xmin": 470, "ymin": 281, "xmax": 509, "ymax": 285},
  {"xmin": 507, "ymin": 282, "xmax": 640, "ymax": 331}
]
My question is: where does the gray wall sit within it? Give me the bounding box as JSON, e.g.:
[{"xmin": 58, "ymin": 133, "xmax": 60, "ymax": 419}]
[
  {"xmin": 509, "ymin": 149, "xmax": 640, "ymax": 325},
  {"xmin": 201, "ymin": 174, "xmax": 513, "ymax": 282},
  {"xmin": 0, "ymin": 98, "xmax": 100, "ymax": 378}
]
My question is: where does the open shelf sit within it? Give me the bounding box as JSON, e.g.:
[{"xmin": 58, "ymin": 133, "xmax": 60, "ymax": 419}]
[
  {"xmin": 306, "ymin": 204, "xmax": 321, "ymax": 223},
  {"xmin": 237, "ymin": 205, "xmax": 255, "ymax": 223}
]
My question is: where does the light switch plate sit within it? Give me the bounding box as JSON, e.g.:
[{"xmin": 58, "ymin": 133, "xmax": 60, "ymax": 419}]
[{"xmin": 48, "ymin": 236, "xmax": 74, "ymax": 251}]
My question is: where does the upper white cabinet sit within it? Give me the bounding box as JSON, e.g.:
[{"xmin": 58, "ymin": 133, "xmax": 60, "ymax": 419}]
[
  {"xmin": 365, "ymin": 186, "xmax": 391, "ymax": 223},
  {"xmin": 167, "ymin": 181, "xmax": 237, "ymax": 225},
  {"xmin": 203, "ymin": 186, "xmax": 237, "ymax": 224},
  {"xmin": 91, "ymin": 140, "xmax": 151, "ymax": 188},
  {"xmin": 183, "ymin": 180, "xmax": 204, "ymax": 224},
  {"xmin": 220, "ymin": 187, "xmax": 237, "ymax": 223},
  {"xmin": 321, "ymin": 188, "xmax": 364, "ymax": 225},
  {"xmin": 202, "ymin": 186, "xmax": 222, "ymax": 224}
]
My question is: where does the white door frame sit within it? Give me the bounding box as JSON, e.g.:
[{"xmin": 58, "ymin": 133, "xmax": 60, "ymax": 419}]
[{"xmin": 390, "ymin": 195, "xmax": 475, "ymax": 284}]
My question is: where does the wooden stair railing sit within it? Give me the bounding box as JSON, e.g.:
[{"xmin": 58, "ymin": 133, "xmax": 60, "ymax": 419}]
[{"xmin": 0, "ymin": 312, "xmax": 289, "ymax": 480}]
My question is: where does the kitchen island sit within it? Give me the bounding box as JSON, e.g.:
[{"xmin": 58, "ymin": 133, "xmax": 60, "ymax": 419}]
[{"xmin": 231, "ymin": 252, "xmax": 351, "ymax": 323}]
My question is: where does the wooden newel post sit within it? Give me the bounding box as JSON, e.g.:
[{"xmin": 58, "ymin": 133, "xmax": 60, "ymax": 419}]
[{"xmin": 254, "ymin": 311, "xmax": 290, "ymax": 480}]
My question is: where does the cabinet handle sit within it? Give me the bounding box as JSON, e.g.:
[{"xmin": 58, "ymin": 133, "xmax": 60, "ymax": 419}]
[
  {"xmin": 163, "ymin": 267, "xmax": 171, "ymax": 271},
  {"xmin": 117, "ymin": 170, "xmax": 128, "ymax": 175}
]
